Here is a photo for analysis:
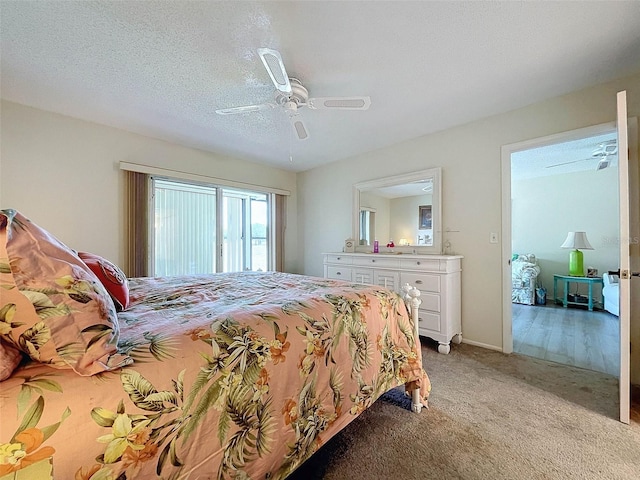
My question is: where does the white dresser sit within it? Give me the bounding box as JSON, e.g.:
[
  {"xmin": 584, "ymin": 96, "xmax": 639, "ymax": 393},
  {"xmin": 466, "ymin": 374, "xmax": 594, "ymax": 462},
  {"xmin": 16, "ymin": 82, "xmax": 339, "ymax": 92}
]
[{"xmin": 323, "ymin": 252, "xmax": 463, "ymax": 353}]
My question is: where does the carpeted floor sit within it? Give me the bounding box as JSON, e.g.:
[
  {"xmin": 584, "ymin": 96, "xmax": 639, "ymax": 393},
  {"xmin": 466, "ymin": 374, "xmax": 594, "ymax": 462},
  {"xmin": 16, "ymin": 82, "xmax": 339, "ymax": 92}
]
[{"xmin": 289, "ymin": 339, "xmax": 640, "ymax": 480}]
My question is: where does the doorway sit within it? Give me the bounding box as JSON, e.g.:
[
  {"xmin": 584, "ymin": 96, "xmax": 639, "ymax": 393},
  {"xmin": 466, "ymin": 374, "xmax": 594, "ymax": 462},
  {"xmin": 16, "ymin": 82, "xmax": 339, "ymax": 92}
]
[
  {"xmin": 501, "ymin": 123, "xmax": 621, "ymax": 370},
  {"xmin": 507, "ymin": 126, "xmax": 620, "ymax": 375}
]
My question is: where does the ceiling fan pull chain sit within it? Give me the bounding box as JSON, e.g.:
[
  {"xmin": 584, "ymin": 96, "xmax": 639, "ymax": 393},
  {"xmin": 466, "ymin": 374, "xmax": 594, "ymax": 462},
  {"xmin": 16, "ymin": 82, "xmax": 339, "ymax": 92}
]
[{"xmin": 289, "ymin": 117, "xmax": 294, "ymax": 163}]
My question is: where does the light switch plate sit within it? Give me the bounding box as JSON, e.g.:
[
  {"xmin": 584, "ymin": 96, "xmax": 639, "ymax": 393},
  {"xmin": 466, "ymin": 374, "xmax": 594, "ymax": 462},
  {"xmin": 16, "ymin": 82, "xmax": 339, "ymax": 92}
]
[{"xmin": 490, "ymin": 232, "xmax": 499, "ymax": 244}]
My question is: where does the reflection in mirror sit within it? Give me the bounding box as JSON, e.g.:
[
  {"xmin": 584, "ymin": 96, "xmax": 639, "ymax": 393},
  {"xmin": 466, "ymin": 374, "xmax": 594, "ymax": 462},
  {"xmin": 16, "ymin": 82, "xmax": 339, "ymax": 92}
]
[
  {"xmin": 359, "ymin": 208, "xmax": 376, "ymax": 245},
  {"xmin": 353, "ymin": 168, "xmax": 442, "ymax": 254}
]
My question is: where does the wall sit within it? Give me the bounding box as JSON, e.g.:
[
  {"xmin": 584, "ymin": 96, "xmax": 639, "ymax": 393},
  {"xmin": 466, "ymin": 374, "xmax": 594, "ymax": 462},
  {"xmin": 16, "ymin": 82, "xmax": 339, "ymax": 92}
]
[
  {"xmin": 297, "ymin": 71, "xmax": 640, "ymax": 382},
  {"xmin": 0, "ymin": 101, "xmax": 300, "ymax": 273},
  {"xmin": 390, "ymin": 194, "xmax": 433, "ymax": 246},
  {"xmin": 512, "ymin": 167, "xmax": 619, "ymax": 294},
  {"xmin": 358, "ymin": 192, "xmax": 433, "ymax": 247}
]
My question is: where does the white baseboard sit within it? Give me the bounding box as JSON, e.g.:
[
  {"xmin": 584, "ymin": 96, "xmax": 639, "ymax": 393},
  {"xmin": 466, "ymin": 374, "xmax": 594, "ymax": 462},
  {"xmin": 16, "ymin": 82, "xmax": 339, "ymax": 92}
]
[{"xmin": 461, "ymin": 338, "xmax": 503, "ymax": 352}]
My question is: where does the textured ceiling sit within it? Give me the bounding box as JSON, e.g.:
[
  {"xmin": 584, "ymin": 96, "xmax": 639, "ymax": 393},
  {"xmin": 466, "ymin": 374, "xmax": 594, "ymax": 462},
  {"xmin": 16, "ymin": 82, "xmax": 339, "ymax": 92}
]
[
  {"xmin": 511, "ymin": 131, "xmax": 618, "ymax": 180},
  {"xmin": 2, "ymin": 1, "xmax": 640, "ymax": 172}
]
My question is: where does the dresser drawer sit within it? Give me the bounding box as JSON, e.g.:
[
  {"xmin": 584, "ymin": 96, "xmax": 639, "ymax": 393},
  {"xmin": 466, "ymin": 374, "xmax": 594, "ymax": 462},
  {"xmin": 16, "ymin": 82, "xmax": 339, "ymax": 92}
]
[
  {"xmin": 326, "ymin": 254, "xmax": 353, "ymax": 264},
  {"xmin": 417, "ymin": 310, "xmax": 441, "ymax": 333},
  {"xmin": 420, "ymin": 292, "xmax": 441, "ymax": 312},
  {"xmin": 353, "ymin": 256, "xmax": 400, "ymax": 268},
  {"xmin": 400, "ymin": 258, "xmax": 441, "ymax": 271},
  {"xmin": 327, "ymin": 266, "xmax": 353, "ymax": 280},
  {"xmin": 401, "ymin": 272, "xmax": 441, "ymax": 293}
]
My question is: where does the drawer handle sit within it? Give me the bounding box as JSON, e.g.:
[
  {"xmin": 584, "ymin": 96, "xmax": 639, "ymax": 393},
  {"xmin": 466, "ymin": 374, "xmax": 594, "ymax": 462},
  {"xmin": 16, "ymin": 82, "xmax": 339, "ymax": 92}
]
[
  {"xmin": 414, "ymin": 280, "xmax": 423, "ymax": 284},
  {"xmin": 372, "ymin": 259, "xmax": 375, "ymax": 263},
  {"xmin": 337, "ymin": 272, "xmax": 342, "ymax": 275},
  {"xmin": 417, "ymin": 261, "xmax": 421, "ymax": 265},
  {"xmin": 418, "ymin": 317, "xmax": 423, "ymax": 322}
]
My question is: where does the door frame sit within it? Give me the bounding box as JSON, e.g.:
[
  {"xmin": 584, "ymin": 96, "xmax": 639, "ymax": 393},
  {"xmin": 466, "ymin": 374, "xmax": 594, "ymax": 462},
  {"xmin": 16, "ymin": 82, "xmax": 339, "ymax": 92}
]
[
  {"xmin": 500, "ymin": 121, "xmax": 618, "ymax": 354},
  {"xmin": 501, "ymin": 117, "xmax": 638, "ymax": 424}
]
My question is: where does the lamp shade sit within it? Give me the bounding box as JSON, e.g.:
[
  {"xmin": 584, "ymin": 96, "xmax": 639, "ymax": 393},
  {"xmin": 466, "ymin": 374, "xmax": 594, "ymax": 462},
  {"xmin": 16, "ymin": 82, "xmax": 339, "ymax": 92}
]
[{"xmin": 560, "ymin": 231, "xmax": 594, "ymax": 250}]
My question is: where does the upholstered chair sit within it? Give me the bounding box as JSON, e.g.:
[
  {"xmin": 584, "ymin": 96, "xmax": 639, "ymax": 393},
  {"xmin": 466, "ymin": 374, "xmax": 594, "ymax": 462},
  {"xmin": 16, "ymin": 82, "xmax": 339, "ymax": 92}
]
[{"xmin": 512, "ymin": 254, "xmax": 541, "ymax": 305}]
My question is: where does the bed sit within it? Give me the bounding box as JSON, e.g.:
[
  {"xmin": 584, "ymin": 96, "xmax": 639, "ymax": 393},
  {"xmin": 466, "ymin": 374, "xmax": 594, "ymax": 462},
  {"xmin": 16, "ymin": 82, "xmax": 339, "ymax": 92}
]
[{"xmin": 0, "ymin": 210, "xmax": 429, "ymax": 480}]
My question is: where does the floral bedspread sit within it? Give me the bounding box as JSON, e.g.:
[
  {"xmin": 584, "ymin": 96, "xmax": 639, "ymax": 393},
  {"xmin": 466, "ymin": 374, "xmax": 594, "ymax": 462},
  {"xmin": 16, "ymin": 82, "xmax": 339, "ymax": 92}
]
[{"xmin": 0, "ymin": 272, "xmax": 429, "ymax": 480}]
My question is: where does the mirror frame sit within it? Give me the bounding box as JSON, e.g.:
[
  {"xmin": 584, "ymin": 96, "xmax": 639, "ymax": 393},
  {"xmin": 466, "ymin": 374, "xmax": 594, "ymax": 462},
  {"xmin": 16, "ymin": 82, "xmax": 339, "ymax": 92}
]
[{"xmin": 352, "ymin": 167, "xmax": 442, "ymax": 254}]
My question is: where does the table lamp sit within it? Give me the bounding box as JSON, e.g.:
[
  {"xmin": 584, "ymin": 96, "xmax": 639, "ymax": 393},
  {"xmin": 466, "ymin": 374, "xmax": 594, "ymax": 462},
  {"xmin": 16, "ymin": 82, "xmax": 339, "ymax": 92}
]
[{"xmin": 560, "ymin": 231, "xmax": 593, "ymax": 276}]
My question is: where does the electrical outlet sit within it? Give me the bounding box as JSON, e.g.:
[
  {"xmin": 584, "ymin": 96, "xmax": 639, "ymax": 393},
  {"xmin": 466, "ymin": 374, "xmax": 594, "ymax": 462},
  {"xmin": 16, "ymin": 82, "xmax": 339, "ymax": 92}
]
[{"xmin": 490, "ymin": 232, "xmax": 499, "ymax": 244}]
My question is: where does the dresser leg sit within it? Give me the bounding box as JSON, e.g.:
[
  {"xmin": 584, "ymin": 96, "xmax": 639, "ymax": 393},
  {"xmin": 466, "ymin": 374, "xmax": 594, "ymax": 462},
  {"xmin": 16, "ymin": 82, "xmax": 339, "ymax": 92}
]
[
  {"xmin": 451, "ymin": 333, "xmax": 462, "ymax": 344},
  {"xmin": 437, "ymin": 342, "xmax": 451, "ymax": 354}
]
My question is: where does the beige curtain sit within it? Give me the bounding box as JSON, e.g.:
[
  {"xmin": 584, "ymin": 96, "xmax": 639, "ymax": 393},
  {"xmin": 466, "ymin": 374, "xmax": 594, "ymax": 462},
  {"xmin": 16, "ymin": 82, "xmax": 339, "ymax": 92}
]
[
  {"xmin": 125, "ymin": 171, "xmax": 149, "ymax": 277},
  {"xmin": 275, "ymin": 194, "xmax": 286, "ymax": 272}
]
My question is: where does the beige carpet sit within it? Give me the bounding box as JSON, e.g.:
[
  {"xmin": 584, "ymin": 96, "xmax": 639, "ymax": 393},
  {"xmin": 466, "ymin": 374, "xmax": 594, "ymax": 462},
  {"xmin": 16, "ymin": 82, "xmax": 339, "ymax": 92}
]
[{"xmin": 289, "ymin": 340, "xmax": 640, "ymax": 480}]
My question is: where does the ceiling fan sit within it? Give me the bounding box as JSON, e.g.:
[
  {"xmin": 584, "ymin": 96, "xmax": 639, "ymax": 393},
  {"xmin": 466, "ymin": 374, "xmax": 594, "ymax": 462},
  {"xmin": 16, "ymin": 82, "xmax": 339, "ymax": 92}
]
[
  {"xmin": 545, "ymin": 140, "xmax": 618, "ymax": 171},
  {"xmin": 215, "ymin": 48, "xmax": 371, "ymax": 140}
]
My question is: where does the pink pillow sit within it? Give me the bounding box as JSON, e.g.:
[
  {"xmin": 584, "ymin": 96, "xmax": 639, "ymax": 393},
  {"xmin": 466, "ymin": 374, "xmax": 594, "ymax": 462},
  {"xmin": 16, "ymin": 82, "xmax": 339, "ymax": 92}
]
[
  {"xmin": 0, "ymin": 339, "xmax": 23, "ymax": 381},
  {"xmin": 78, "ymin": 252, "xmax": 129, "ymax": 311},
  {"xmin": 0, "ymin": 209, "xmax": 131, "ymax": 375}
]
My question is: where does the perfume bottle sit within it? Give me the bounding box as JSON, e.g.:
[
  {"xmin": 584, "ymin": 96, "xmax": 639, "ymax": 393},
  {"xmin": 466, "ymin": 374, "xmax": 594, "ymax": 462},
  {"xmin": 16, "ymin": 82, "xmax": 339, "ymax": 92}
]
[{"xmin": 373, "ymin": 240, "xmax": 379, "ymax": 253}]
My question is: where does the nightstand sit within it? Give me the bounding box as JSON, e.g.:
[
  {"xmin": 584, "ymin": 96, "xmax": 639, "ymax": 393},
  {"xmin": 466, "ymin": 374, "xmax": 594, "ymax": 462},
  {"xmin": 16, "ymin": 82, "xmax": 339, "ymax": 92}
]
[{"xmin": 553, "ymin": 274, "xmax": 603, "ymax": 311}]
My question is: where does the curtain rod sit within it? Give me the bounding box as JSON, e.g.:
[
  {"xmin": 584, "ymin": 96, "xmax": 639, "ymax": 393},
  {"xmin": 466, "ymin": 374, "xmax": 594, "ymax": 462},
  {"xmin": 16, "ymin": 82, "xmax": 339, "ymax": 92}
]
[{"xmin": 119, "ymin": 161, "xmax": 291, "ymax": 196}]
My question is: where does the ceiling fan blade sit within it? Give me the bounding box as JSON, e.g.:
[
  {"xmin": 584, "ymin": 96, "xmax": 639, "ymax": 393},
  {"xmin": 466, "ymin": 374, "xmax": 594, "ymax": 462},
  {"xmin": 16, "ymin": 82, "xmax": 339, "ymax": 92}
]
[
  {"xmin": 215, "ymin": 103, "xmax": 275, "ymax": 115},
  {"xmin": 290, "ymin": 116, "xmax": 309, "ymax": 140},
  {"xmin": 596, "ymin": 158, "xmax": 611, "ymax": 171},
  {"xmin": 257, "ymin": 48, "xmax": 291, "ymax": 94},
  {"xmin": 307, "ymin": 96, "xmax": 371, "ymax": 110},
  {"xmin": 545, "ymin": 158, "xmax": 591, "ymax": 168}
]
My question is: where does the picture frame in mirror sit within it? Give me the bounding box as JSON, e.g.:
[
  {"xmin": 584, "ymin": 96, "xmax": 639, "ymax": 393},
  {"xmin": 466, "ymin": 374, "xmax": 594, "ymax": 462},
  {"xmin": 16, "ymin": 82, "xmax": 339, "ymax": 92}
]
[{"xmin": 419, "ymin": 205, "xmax": 432, "ymax": 230}]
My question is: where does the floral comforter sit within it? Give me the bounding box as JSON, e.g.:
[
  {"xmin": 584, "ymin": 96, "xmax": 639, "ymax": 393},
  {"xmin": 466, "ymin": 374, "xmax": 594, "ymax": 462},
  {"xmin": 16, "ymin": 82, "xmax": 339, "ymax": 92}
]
[{"xmin": 0, "ymin": 272, "xmax": 429, "ymax": 480}]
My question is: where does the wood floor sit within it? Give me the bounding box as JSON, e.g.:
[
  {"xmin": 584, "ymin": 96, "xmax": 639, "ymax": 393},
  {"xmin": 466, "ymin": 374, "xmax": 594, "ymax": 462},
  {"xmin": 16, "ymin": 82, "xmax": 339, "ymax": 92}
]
[{"xmin": 513, "ymin": 302, "xmax": 619, "ymax": 376}]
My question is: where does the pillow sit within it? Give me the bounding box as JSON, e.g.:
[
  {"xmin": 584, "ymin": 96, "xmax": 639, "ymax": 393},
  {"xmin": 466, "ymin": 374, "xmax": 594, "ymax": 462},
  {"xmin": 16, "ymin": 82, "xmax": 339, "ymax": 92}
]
[
  {"xmin": 0, "ymin": 339, "xmax": 24, "ymax": 381},
  {"xmin": 0, "ymin": 209, "xmax": 131, "ymax": 375},
  {"xmin": 78, "ymin": 252, "xmax": 129, "ymax": 311}
]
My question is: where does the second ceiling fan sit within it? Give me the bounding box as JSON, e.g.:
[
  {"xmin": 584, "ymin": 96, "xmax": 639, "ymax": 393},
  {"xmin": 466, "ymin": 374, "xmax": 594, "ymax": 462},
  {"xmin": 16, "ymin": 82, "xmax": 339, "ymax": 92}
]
[
  {"xmin": 545, "ymin": 140, "xmax": 618, "ymax": 171},
  {"xmin": 216, "ymin": 48, "xmax": 371, "ymax": 140}
]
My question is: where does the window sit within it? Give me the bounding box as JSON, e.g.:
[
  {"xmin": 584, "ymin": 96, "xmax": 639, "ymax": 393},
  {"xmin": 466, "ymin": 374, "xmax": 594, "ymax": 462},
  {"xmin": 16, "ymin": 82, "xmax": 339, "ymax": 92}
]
[
  {"xmin": 359, "ymin": 208, "xmax": 376, "ymax": 246},
  {"xmin": 152, "ymin": 178, "xmax": 273, "ymax": 276},
  {"xmin": 222, "ymin": 189, "xmax": 269, "ymax": 272}
]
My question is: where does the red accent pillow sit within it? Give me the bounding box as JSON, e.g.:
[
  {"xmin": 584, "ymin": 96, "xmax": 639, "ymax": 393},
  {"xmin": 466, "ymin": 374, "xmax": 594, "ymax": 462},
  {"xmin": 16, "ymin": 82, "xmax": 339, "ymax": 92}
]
[{"xmin": 78, "ymin": 252, "xmax": 129, "ymax": 311}]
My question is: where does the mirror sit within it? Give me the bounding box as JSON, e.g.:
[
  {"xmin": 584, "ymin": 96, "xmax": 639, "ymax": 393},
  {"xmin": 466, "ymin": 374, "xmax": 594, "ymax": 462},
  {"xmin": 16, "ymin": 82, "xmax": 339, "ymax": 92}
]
[{"xmin": 353, "ymin": 167, "xmax": 442, "ymax": 254}]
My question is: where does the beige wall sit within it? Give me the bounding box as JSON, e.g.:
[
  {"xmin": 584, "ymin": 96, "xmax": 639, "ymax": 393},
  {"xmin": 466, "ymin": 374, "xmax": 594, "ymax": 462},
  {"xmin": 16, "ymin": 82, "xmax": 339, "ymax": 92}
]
[
  {"xmin": 512, "ymin": 167, "xmax": 619, "ymax": 293},
  {"xmin": 298, "ymin": 71, "xmax": 640, "ymax": 382},
  {"xmin": 390, "ymin": 194, "xmax": 433, "ymax": 246},
  {"xmin": 0, "ymin": 101, "xmax": 300, "ymax": 273}
]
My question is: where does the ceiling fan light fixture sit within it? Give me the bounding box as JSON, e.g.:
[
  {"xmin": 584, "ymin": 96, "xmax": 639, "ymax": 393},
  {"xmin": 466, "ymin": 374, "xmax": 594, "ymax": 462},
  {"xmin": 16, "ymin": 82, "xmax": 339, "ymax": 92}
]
[{"xmin": 284, "ymin": 101, "xmax": 298, "ymax": 113}]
